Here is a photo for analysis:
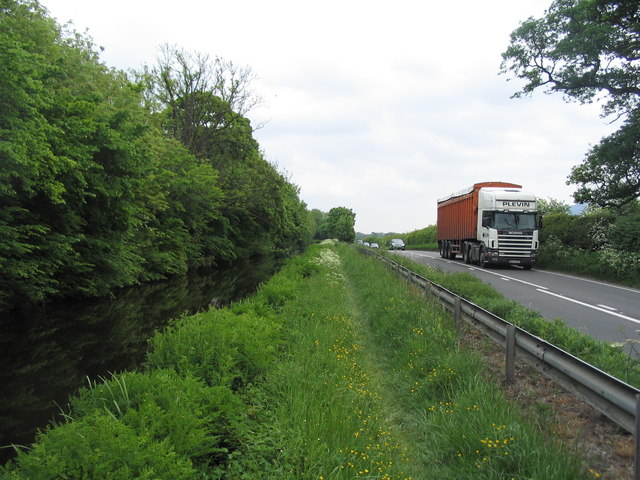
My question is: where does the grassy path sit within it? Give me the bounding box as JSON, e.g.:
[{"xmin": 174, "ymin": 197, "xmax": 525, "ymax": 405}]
[{"xmin": 229, "ymin": 244, "xmax": 587, "ymax": 479}]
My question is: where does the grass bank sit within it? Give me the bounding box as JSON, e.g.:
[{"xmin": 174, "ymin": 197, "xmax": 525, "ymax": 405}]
[
  {"xmin": 384, "ymin": 250, "xmax": 640, "ymax": 388},
  {"xmin": 2, "ymin": 243, "xmax": 594, "ymax": 479}
]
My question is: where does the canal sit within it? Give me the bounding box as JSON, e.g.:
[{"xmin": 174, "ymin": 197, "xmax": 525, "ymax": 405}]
[{"xmin": 0, "ymin": 255, "xmax": 282, "ymax": 464}]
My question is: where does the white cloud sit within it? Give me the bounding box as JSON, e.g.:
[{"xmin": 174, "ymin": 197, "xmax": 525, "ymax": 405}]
[{"xmin": 43, "ymin": 0, "xmax": 619, "ymax": 233}]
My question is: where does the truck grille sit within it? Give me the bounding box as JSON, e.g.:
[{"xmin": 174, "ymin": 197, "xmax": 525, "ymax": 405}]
[{"xmin": 497, "ymin": 233, "xmax": 534, "ymax": 257}]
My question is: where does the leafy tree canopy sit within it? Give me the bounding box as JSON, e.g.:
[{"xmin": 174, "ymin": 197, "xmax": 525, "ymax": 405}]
[
  {"xmin": 324, "ymin": 207, "xmax": 356, "ymax": 243},
  {"xmin": 0, "ymin": 1, "xmax": 311, "ymax": 310},
  {"xmin": 537, "ymin": 197, "xmax": 571, "ymax": 216},
  {"xmin": 501, "ymin": 0, "xmax": 640, "ymax": 207},
  {"xmin": 570, "ymin": 108, "xmax": 640, "ymax": 206}
]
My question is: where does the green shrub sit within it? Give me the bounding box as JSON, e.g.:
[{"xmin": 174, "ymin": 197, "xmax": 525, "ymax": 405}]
[
  {"xmin": 404, "ymin": 225, "xmax": 437, "ymax": 247},
  {"xmin": 2, "ymin": 413, "xmax": 195, "ymax": 480},
  {"xmin": 146, "ymin": 309, "xmax": 282, "ymax": 389},
  {"xmin": 538, "ymin": 236, "xmax": 640, "ymax": 288},
  {"xmin": 609, "ymin": 207, "xmax": 640, "ymax": 252},
  {"xmin": 69, "ymin": 370, "xmax": 242, "ymax": 467}
]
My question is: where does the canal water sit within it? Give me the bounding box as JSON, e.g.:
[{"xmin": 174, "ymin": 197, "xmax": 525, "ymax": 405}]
[{"xmin": 0, "ymin": 255, "xmax": 282, "ymax": 464}]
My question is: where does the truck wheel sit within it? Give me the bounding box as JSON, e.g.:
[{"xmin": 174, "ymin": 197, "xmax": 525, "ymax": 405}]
[
  {"xmin": 463, "ymin": 244, "xmax": 471, "ymax": 264},
  {"xmin": 478, "ymin": 247, "xmax": 487, "ymax": 268}
]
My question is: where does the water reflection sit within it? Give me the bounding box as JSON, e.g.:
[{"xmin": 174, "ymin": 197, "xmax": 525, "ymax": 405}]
[{"xmin": 0, "ymin": 255, "xmax": 281, "ymax": 463}]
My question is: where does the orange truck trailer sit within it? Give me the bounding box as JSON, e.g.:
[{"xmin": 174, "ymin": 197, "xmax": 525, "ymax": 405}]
[{"xmin": 437, "ymin": 182, "xmax": 540, "ymax": 269}]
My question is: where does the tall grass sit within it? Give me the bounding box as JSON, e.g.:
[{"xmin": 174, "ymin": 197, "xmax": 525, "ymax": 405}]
[{"xmin": 2, "ymin": 244, "xmax": 593, "ymax": 479}]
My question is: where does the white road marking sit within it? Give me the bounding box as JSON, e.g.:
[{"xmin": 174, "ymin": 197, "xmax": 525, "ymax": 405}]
[
  {"xmin": 401, "ymin": 250, "xmax": 640, "ymax": 328},
  {"xmin": 537, "ymin": 269, "xmax": 640, "ymax": 294},
  {"xmin": 402, "ymin": 251, "xmax": 549, "ymax": 289},
  {"xmin": 537, "ymin": 289, "xmax": 640, "ymax": 325},
  {"xmin": 597, "ymin": 304, "xmax": 618, "ymax": 311},
  {"xmin": 462, "ymin": 265, "xmax": 549, "ymax": 290}
]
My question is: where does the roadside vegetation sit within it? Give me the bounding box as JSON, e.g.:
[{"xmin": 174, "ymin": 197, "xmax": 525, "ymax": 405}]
[
  {"xmin": 1, "ymin": 243, "xmax": 594, "ymax": 479},
  {"xmin": 537, "ymin": 201, "xmax": 640, "ymax": 289},
  {"xmin": 384, "ymin": 249, "xmax": 640, "ymax": 389}
]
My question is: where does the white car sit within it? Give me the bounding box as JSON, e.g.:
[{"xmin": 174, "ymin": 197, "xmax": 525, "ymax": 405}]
[{"xmin": 371, "ymin": 243, "xmax": 379, "ymax": 248}]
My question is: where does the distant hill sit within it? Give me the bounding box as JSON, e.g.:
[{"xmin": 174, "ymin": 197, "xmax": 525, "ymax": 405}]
[{"xmin": 570, "ymin": 204, "xmax": 587, "ymax": 215}]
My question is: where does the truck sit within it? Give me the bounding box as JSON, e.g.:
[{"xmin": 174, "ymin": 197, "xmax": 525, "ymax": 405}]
[{"xmin": 437, "ymin": 182, "xmax": 540, "ymax": 269}]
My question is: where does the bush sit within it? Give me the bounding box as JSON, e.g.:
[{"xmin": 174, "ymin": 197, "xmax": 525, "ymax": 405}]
[
  {"xmin": 538, "ymin": 236, "xmax": 640, "ymax": 288},
  {"xmin": 404, "ymin": 225, "xmax": 437, "ymax": 246},
  {"xmin": 609, "ymin": 207, "xmax": 640, "ymax": 252},
  {"xmin": 2, "ymin": 413, "xmax": 195, "ymax": 480},
  {"xmin": 146, "ymin": 309, "xmax": 282, "ymax": 389},
  {"xmin": 69, "ymin": 370, "xmax": 242, "ymax": 466}
]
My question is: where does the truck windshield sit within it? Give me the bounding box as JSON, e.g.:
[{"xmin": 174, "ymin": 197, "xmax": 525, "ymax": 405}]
[{"xmin": 491, "ymin": 212, "xmax": 537, "ymax": 230}]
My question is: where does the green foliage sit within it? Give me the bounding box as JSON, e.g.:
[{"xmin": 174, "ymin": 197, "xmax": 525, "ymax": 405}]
[
  {"xmin": 308, "ymin": 208, "xmax": 327, "ymax": 239},
  {"xmin": 3, "ymin": 413, "xmax": 196, "ymax": 480},
  {"xmin": 501, "ymin": 0, "xmax": 640, "ymax": 207},
  {"xmin": 324, "ymin": 206, "xmax": 356, "ymax": 242},
  {"xmin": 368, "ymin": 225, "xmax": 438, "ymax": 250},
  {"xmin": 537, "ymin": 197, "xmax": 571, "ymax": 216},
  {"xmin": 142, "ymin": 45, "xmax": 311, "ymax": 258},
  {"xmin": 609, "ymin": 203, "xmax": 640, "ymax": 252},
  {"xmin": 501, "ymin": 0, "xmax": 640, "ymax": 114},
  {"xmin": 538, "ymin": 236, "xmax": 640, "ymax": 288},
  {"xmin": 570, "ymin": 110, "xmax": 640, "ymax": 207},
  {"xmin": 538, "ymin": 204, "xmax": 640, "ymax": 286},
  {"xmin": 69, "ymin": 370, "xmax": 242, "ymax": 467},
  {"xmin": 146, "ymin": 309, "xmax": 282, "ymax": 389},
  {"xmin": 0, "ymin": 1, "xmax": 311, "ymax": 310},
  {"xmin": 1, "ymin": 244, "xmax": 590, "ymax": 478},
  {"xmin": 540, "ymin": 209, "xmax": 614, "ymax": 250},
  {"xmin": 404, "ymin": 225, "xmax": 437, "ymax": 248}
]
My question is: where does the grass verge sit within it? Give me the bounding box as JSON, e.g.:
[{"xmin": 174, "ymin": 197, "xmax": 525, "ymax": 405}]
[{"xmin": 383, "ymin": 249, "xmax": 640, "ymax": 388}]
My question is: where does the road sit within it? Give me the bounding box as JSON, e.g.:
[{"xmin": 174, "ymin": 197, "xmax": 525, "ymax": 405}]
[{"xmin": 394, "ymin": 250, "xmax": 640, "ymax": 350}]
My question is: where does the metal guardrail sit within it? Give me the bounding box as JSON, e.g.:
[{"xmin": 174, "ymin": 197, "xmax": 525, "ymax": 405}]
[{"xmin": 359, "ymin": 248, "xmax": 640, "ymax": 477}]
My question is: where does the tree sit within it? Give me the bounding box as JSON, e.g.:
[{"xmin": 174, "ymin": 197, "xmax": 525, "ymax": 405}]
[
  {"xmin": 324, "ymin": 207, "xmax": 356, "ymax": 243},
  {"xmin": 309, "ymin": 209, "xmax": 328, "ymax": 239},
  {"xmin": 537, "ymin": 197, "xmax": 571, "ymax": 216},
  {"xmin": 569, "ymin": 109, "xmax": 640, "ymax": 206},
  {"xmin": 142, "ymin": 44, "xmax": 261, "ymax": 159},
  {"xmin": 141, "ymin": 46, "xmax": 309, "ymax": 258},
  {"xmin": 0, "ymin": 2, "xmax": 310, "ymax": 310},
  {"xmin": 501, "ymin": 0, "xmax": 640, "ymax": 206}
]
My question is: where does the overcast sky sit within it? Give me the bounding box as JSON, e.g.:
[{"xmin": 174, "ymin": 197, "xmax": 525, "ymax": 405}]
[{"xmin": 42, "ymin": 0, "xmax": 618, "ymax": 234}]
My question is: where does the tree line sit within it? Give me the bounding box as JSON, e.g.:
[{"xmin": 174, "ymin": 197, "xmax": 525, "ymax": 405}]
[{"xmin": 0, "ymin": 0, "xmax": 355, "ymax": 312}]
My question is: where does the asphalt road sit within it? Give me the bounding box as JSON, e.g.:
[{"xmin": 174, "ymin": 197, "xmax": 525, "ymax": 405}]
[{"xmin": 394, "ymin": 250, "xmax": 640, "ymax": 350}]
